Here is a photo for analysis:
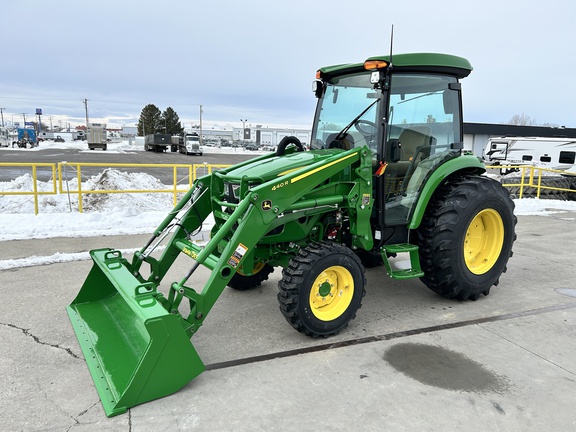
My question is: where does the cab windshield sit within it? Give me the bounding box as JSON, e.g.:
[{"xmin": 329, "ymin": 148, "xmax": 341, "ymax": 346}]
[{"xmin": 310, "ymin": 72, "xmax": 379, "ymax": 151}]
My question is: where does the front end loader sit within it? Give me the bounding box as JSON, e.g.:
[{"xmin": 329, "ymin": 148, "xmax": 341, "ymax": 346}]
[{"xmin": 67, "ymin": 53, "xmax": 516, "ymax": 416}]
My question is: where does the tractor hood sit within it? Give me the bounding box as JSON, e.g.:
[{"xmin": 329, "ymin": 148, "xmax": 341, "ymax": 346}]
[{"xmin": 223, "ymin": 149, "xmax": 345, "ymax": 183}]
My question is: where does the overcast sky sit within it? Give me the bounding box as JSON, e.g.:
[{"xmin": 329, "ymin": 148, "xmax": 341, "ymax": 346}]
[{"xmin": 1, "ymin": 0, "xmax": 575, "ymax": 130}]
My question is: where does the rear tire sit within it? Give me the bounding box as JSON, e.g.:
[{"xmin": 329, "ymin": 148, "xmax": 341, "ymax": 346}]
[
  {"xmin": 277, "ymin": 241, "xmax": 366, "ymax": 337},
  {"xmin": 415, "ymin": 175, "xmax": 516, "ymax": 300}
]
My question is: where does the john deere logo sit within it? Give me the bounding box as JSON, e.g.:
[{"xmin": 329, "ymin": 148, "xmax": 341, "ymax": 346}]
[{"xmin": 262, "ymin": 200, "xmax": 272, "ymax": 211}]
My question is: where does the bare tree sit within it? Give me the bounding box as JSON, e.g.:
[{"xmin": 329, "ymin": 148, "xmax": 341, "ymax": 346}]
[{"xmin": 507, "ymin": 113, "xmax": 537, "ymax": 126}]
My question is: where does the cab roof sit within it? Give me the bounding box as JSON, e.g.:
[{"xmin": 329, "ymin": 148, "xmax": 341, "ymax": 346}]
[{"xmin": 318, "ymin": 53, "xmax": 473, "ymax": 80}]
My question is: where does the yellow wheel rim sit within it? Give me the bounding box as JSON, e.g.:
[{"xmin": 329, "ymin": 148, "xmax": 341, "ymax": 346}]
[
  {"xmin": 309, "ymin": 266, "xmax": 354, "ymax": 321},
  {"xmin": 237, "ymin": 262, "xmax": 265, "ymax": 276},
  {"xmin": 464, "ymin": 208, "xmax": 504, "ymax": 275}
]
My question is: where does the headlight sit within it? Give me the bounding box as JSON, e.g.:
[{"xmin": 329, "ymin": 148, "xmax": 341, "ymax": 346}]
[{"xmin": 224, "ymin": 182, "xmax": 241, "ymax": 203}]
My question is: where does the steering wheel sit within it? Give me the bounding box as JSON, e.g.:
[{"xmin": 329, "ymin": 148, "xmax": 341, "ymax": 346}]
[
  {"xmin": 276, "ymin": 136, "xmax": 304, "ymax": 156},
  {"xmin": 355, "ymin": 120, "xmax": 378, "ymax": 136}
]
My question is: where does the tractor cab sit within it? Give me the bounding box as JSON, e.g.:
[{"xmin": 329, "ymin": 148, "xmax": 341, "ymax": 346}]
[{"xmin": 310, "ymin": 53, "xmax": 471, "ymax": 232}]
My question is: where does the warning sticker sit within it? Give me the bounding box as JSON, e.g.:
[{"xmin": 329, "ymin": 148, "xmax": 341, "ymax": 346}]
[{"xmin": 227, "ymin": 243, "xmax": 248, "ymax": 268}]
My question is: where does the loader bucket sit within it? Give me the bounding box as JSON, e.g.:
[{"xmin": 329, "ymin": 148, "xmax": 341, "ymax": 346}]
[{"xmin": 66, "ymin": 248, "xmax": 204, "ymax": 417}]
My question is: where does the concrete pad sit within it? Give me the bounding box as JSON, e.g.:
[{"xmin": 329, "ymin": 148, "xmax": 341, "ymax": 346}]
[
  {"xmin": 1, "ymin": 213, "xmax": 575, "ymax": 430},
  {"xmin": 127, "ymin": 309, "xmax": 576, "ymax": 431}
]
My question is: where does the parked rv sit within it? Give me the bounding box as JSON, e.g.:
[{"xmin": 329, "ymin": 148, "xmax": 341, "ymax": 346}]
[{"xmin": 483, "ymin": 136, "xmax": 576, "ymax": 171}]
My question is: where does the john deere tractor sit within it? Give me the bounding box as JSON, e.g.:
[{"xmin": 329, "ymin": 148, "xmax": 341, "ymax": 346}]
[{"xmin": 67, "ymin": 53, "xmax": 516, "ymax": 416}]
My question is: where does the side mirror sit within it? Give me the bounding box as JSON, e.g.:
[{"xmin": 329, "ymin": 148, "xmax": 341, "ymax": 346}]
[
  {"xmin": 388, "ymin": 139, "xmax": 401, "ymax": 163},
  {"xmin": 443, "ymin": 82, "xmax": 461, "ymax": 114}
]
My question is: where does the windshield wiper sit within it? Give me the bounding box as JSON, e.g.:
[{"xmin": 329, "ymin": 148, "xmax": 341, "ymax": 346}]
[{"xmin": 335, "ymin": 98, "xmax": 380, "ymax": 141}]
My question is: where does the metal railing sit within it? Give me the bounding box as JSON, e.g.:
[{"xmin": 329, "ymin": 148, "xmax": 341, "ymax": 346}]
[
  {"xmin": 0, "ymin": 163, "xmax": 57, "ymax": 214},
  {"xmin": 485, "ymin": 165, "xmax": 576, "ymax": 199},
  {"xmin": 1, "ymin": 162, "xmax": 230, "ymax": 214}
]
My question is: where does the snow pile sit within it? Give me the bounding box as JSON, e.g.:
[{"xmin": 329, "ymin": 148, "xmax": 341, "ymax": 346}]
[
  {"xmin": 0, "ymin": 174, "xmax": 56, "ymax": 213},
  {"xmin": 0, "ymin": 169, "xmax": 176, "ymax": 213},
  {"xmin": 0, "ymin": 207, "xmax": 171, "ymax": 241},
  {"xmin": 0, "ymin": 169, "xmax": 177, "ymax": 240},
  {"xmin": 81, "ymin": 168, "xmax": 175, "ymax": 212}
]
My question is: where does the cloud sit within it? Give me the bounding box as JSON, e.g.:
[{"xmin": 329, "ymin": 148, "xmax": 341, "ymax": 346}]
[{"xmin": 2, "ymin": 0, "xmax": 575, "ymax": 128}]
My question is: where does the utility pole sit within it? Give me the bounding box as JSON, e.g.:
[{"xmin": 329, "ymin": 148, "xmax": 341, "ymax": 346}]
[
  {"xmin": 0, "ymin": 108, "xmax": 5, "ymax": 127},
  {"xmin": 83, "ymin": 98, "xmax": 89, "ymax": 129},
  {"xmin": 21, "ymin": 113, "xmax": 27, "ymax": 127}
]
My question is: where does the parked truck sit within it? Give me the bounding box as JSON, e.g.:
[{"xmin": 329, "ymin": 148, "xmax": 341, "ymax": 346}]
[
  {"xmin": 145, "ymin": 133, "xmax": 171, "ymax": 152},
  {"xmin": 13, "ymin": 128, "xmax": 38, "ymax": 148},
  {"xmin": 87, "ymin": 123, "xmax": 107, "ymax": 150},
  {"xmin": 38, "ymin": 131, "xmax": 65, "ymax": 142},
  {"xmin": 68, "ymin": 52, "xmax": 517, "ymax": 416},
  {"xmin": 73, "ymin": 131, "xmax": 86, "ymax": 141},
  {"xmin": 170, "ymin": 135, "xmax": 183, "ymax": 152},
  {"xmin": 183, "ymin": 133, "xmax": 203, "ymax": 155},
  {"xmin": 169, "ymin": 133, "xmax": 203, "ymax": 155}
]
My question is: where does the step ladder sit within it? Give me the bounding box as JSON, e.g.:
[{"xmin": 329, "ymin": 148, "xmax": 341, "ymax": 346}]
[{"xmin": 380, "ymin": 243, "xmax": 424, "ymax": 280}]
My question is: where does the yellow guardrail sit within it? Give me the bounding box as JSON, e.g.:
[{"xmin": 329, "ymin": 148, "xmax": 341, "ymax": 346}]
[
  {"xmin": 1, "ymin": 162, "xmax": 574, "ymax": 215},
  {"xmin": 485, "ymin": 165, "xmax": 576, "ymax": 199},
  {"xmin": 0, "ymin": 163, "xmax": 57, "ymax": 214},
  {"xmin": 1, "ymin": 162, "xmax": 231, "ymax": 214}
]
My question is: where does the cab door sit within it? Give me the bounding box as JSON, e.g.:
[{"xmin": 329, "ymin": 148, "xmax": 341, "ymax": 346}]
[{"xmin": 382, "ymin": 74, "xmax": 463, "ymax": 226}]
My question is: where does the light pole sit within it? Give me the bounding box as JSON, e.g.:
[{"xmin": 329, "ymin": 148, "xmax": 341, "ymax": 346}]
[
  {"xmin": 0, "ymin": 108, "xmax": 5, "ymax": 127},
  {"xmin": 240, "ymin": 119, "xmax": 247, "ymax": 146},
  {"xmin": 199, "ymin": 105, "xmax": 203, "ymax": 146}
]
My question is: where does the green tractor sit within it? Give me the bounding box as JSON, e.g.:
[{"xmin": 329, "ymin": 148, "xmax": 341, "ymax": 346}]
[{"xmin": 67, "ymin": 53, "xmax": 516, "ymax": 416}]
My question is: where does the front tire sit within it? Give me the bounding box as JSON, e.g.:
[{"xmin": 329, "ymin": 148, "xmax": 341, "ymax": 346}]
[
  {"xmin": 228, "ymin": 263, "xmax": 274, "ymax": 290},
  {"xmin": 278, "ymin": 241, "xmax": 366, "ymax": 337},
  {"xmin": 415, "ymin": 175, "xmax": 516, "ymax": 301}
]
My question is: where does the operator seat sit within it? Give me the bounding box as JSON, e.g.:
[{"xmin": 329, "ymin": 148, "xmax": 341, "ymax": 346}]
[{"xmin": 385, "ymin": 127, "xmax": 434, "ymax": 198}]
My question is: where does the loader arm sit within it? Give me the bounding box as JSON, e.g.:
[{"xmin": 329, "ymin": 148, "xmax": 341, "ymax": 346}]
[
  {"xmin": 163, "ymin": 146, "xmax": 373, "ymax": 335},
  {"xmin": 67, "ymin": 146, "xmax": 373, "ymax": 416}
]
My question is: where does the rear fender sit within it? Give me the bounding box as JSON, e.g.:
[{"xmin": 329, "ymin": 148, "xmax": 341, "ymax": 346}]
[{"xmin": 408, "ymin": 155, "xmax": 485, "ymax": 230}]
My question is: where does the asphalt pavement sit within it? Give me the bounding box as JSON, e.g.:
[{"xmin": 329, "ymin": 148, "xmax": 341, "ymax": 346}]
[
  {"xmin": 0, "ymin": 147, "xmax": 255, "ymax": 182},
  {"xmin": 1, "ymin": 212, "xmax": 576, "ymax": 431}
]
